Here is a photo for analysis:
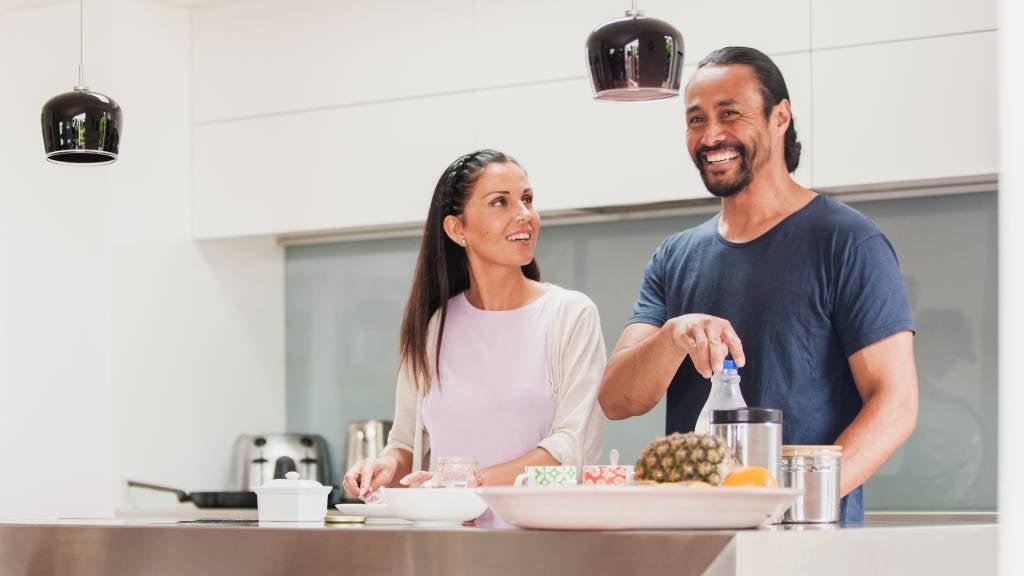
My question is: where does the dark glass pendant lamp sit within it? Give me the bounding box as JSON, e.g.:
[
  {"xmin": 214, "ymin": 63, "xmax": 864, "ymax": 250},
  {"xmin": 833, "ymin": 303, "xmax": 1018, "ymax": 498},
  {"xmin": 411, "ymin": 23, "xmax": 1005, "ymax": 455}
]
[
  {"xmin": 585, "ymin": 0, "xmax": 684, "ymax": 101},
  {"xmin": 41, "ymin": 0, "xmax": 122, "ymax": 165}
]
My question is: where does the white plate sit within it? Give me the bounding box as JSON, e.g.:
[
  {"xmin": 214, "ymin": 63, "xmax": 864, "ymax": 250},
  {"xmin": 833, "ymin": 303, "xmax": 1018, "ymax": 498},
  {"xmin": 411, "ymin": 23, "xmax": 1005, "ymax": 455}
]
[
  {"xmin": 334, "ymin": 503, "xmax": 400, "ymax": 519},
  {"xmin": 478, "ymin": 485, "xmax": 801, "ymax": 530},
  {"xmin": 380, "ymin": 487, "xmax": 488, "ymax": 526}
]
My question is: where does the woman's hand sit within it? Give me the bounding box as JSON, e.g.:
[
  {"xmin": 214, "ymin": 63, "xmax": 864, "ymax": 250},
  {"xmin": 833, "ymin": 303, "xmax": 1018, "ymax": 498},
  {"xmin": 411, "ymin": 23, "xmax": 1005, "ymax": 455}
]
[
  {"xmin": 342, "ymin": 455, "xmax": 399, "ymax": 500},
  {"xmin": 398, "ymin": 470, "xmax": 436, "ymax": 487}
]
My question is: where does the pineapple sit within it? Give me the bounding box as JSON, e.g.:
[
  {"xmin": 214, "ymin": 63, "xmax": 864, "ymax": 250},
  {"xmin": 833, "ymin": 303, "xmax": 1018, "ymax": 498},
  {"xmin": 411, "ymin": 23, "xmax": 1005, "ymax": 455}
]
[{"xmin": 634, "ymin": 432, "xmax": 737, "ymax": 485}]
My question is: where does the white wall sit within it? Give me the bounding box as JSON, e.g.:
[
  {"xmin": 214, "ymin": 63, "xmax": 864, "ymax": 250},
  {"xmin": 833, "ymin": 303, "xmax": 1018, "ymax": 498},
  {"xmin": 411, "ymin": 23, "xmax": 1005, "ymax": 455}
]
[
  {"xmin": 0, "ymin": 0, "xmax": 116, "ymax": 518},
  {"xmin": 106, "ymin": 0, "xmax": 285, "ymax": 511},
  {"xmin": 0, "ymin": 0, "xmax": 285, "ymax": 517},
  {"xmin": 998, "ymin": 0, "xmax": 1023, "ymax": 572},
  {"xmin": 190, "ymin": 0, "xmax": 997, "ymax": 239}
]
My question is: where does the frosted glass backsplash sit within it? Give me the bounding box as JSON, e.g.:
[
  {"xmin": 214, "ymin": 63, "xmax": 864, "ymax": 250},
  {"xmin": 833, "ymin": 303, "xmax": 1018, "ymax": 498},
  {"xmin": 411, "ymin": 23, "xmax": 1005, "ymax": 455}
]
[{"xmin": 286, "ymin": 191, "xmax": 997, "ymax": 511}]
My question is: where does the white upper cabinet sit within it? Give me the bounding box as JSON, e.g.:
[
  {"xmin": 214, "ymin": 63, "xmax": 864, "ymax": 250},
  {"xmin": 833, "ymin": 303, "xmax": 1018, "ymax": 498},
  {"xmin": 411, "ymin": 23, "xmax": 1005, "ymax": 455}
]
[
  {"xmin": 812, "ymin": 0, "xmax": 996, "ymax": 49},
  {"xmin": 474, "ymin": 78, "xmax": 694, "ymax": 210},
  {"xmin": 812, "ymin": 32, "xmax": 997, "ymax": 189},
  {"xmin": 648, "ymin": 0, "xmax": 810, "ymax": 61},
  {"xmin": 189, "ymin": 0, "xmax": 996, "ymax": 239},
  {"xmin": 191, "ymin": 93, "xmax": 474, "ymax": 239},
  {"xmin": 471, "ymin": 0, "xmax": 621, "ymax": 88},
  {"xmin": 191, "ymin": 0, "xmax": 474, "ymax": 123}
]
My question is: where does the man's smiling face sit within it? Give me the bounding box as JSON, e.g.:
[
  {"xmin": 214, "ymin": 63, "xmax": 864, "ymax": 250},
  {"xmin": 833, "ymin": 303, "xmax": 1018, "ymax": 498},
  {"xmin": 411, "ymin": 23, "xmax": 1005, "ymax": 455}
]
[{"xmin": 685, "ymin": 64, "xmax": 774, "ymax": 198}]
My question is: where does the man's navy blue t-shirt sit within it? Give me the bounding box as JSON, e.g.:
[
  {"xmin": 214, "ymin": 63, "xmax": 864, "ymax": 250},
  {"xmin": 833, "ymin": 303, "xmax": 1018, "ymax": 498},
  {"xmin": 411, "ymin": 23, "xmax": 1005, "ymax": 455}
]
[{"xmin": 629, "ymin": 194, "xmax": 914, "ymax": 522}]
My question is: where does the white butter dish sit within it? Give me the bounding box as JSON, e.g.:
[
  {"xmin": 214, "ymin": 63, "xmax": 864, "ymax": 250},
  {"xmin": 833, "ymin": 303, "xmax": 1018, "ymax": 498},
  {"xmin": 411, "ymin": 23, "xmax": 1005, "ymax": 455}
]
[{"xmin": 253, "ymin": 471, "xmax": 332, "ymax": 522}]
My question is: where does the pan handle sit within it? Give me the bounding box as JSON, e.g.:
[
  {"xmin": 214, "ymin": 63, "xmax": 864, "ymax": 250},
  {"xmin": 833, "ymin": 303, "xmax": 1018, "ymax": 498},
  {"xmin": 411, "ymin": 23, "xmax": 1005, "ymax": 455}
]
[{"xmin": 127, "ymin": 480, "xmax": 192, "ymax": 503}]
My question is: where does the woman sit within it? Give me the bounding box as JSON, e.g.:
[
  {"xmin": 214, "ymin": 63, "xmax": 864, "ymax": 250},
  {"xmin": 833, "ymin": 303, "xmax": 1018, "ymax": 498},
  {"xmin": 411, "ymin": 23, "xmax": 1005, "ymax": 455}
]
[{"xmin": 342, "ymin": 149, "xmax": 607, "ymax": 499}]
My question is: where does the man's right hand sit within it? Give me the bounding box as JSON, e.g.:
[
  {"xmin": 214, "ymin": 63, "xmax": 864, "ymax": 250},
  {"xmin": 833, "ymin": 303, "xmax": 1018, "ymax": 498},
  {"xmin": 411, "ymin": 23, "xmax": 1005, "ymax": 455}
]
[
  {"xmin": 342, "ymin": 455, "xmax": 399, "ymax": 501},
  {"xmin": 668, "ymin": 313, "xmax": 746, "ymax": 378}
]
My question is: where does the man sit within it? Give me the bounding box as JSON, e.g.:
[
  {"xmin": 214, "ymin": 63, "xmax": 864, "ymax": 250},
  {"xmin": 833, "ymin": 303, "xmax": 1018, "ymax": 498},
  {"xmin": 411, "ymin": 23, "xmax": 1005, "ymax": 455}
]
[{"xmin": 598, "ymin": 47, "xmax": 918, "ymax": 521}]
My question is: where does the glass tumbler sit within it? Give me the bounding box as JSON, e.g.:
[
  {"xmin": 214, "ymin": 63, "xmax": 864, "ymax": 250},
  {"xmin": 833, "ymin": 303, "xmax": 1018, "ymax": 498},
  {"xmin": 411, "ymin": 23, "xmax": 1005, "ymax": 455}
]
[{"xmin": 435, "ymin": 457, "xmax": 482, "ymax": 488}]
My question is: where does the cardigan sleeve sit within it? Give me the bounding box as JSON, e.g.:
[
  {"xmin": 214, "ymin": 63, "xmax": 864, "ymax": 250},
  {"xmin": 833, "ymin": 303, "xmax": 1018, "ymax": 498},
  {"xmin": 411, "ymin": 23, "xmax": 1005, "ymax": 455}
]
[
  {"xmin": 382, "ymin": 362, "xmax": 419, "ymax": 459},
  {"xmin": 536, "ymin": 291, "xmax": 608, "ymax": 469},
  {"xmin": 382, "ymin": 312, "xmax": 438, "ymax": 471}
]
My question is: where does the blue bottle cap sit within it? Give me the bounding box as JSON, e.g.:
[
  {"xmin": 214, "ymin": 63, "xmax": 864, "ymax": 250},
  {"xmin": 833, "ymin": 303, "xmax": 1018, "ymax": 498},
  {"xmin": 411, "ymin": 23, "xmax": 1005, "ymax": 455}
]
[{"xmin": 723, "ymin": 359, "xmax": 737, "ymax": 371}]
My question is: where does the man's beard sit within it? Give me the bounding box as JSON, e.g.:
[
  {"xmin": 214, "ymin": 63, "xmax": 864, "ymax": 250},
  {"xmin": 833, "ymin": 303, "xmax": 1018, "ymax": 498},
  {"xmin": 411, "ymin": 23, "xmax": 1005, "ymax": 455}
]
[{"xmin": 692, "ymin": 140, "xmax": 762, "ymax": 198}]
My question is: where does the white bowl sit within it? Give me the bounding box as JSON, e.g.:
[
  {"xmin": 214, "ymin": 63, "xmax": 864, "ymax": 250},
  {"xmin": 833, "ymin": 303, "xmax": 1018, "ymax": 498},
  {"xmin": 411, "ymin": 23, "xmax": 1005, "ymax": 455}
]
[{"xmin": 381, "ymin": 487, "xmax": 488, "ymax": 525}]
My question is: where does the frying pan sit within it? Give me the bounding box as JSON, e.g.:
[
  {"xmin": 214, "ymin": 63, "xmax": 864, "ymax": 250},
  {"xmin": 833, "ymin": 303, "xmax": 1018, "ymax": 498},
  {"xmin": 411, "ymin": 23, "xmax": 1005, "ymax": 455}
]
[
  {"xmin": 127, "ymin": 481, "xmax": 257, "ymax": 508},
  {"xmin": 127, "ymin": 480, "xmax": 350, "ymax": 508}
]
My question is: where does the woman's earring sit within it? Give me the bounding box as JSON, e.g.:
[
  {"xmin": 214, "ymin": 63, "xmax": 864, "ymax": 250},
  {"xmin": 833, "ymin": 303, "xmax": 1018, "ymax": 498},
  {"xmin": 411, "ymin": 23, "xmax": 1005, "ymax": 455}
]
[{"xmin": 460, "ymin": 238, "xmax": 467, "ymax": 247}]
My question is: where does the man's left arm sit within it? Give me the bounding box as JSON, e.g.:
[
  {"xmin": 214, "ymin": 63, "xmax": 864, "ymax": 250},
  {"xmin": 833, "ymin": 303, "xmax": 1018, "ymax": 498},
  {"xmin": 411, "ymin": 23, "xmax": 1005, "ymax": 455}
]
[{"xmin": 834, "ymin": 330, "xmax": 918, "ymax": 496}]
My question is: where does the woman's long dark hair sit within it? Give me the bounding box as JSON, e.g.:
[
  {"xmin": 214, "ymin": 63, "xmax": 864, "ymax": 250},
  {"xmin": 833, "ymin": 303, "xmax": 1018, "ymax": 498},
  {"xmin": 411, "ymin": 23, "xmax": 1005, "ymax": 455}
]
[{"xmin": 399, "ymin": 149, "xmax": 541, "ymax": 391}]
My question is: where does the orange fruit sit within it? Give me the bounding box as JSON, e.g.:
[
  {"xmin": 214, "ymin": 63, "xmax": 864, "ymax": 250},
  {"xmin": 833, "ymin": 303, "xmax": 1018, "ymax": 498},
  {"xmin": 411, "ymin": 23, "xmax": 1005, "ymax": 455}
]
[{"xmin": 723, "ymin": 466, "xmax": 778, "ymax": 488}]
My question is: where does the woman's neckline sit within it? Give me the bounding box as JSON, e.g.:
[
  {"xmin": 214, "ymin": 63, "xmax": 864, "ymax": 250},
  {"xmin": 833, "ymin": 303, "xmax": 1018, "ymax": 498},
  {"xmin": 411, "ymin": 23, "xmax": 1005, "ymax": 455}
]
[{"xmin": 458, "ymin": 282, "xmax": 552, "ymax": 313}]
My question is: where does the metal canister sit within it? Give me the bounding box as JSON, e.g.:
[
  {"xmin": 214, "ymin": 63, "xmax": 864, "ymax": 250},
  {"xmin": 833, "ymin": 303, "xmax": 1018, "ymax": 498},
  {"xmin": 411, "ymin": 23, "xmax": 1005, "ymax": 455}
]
[
  {"xmin": 344, "ymin": 420, "xmax": 393, "ymax": 472},
  {"xmin": 780, "ymin": 445, "xmax": 842, "ymax": 523},
  {"xmin": 710, "ymin": 408, "xmax": 783, "ymax": 481}
]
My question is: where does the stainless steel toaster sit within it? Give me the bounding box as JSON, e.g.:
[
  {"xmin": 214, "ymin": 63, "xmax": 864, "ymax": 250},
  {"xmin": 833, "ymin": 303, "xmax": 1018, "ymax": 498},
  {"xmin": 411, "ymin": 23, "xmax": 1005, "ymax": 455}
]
[{"xmin": 236, "ymin": 433, "xmax": 330, "ymax": 491}]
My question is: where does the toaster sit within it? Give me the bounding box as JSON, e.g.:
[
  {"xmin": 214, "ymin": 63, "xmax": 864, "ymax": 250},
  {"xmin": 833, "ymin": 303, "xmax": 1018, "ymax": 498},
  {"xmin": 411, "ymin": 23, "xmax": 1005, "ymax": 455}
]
[{"xmin": 236, "ymin": 433, "xmax": 330, "ymax": 491}]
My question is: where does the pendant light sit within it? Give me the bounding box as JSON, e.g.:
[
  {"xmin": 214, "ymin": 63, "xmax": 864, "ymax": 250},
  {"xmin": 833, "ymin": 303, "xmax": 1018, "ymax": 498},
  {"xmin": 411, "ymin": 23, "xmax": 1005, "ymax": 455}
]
[
  {"xmin": 585, "ymin": 1, "xmax": 684, "ymax": 101},
  {"xmin": 41, "ymin": 0, "xmax": 122, "ymax": 165}
]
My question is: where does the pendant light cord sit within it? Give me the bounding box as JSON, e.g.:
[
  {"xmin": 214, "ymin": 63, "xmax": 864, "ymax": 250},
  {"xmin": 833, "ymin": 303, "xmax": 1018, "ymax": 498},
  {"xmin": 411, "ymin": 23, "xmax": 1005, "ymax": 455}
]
[{"xmin": 77, "ymin": 0, "xmax": 85, "ymax": 89}]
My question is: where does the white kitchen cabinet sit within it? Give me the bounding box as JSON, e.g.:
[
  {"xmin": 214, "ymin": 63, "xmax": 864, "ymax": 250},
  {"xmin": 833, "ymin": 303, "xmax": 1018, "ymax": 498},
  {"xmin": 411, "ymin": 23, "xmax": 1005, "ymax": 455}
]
[
  {"xmin": 812, "ymin": 0, "xmax": 996, "ymax": 49},
  {"xmin": 812, "ymin": 32, "xmax": 997, "ymax": 189},
  {"xmin": 473, "ymin": 77, "xmax": 696, "ymax": 210},
  {"xmin": 191, "ymin": 93, "xmax": 474, "ymax": 239},
  {"xmin": 647, "ymin": 0, "xmax": 810, "ymax": 64},
  {"xmin": 471, "ymin": 0, "xmax": 621, "ymax": 89},
  {"xmin": 192, "ymin": 52, "xmax": 812, "ymax": 237},
  {"xmin": 188, "ymin": 0, "xmax": 992, "ymax": 240},
  {"xmin": 191, "ymin": 0, "xmax": 474, "ymax": 124}
]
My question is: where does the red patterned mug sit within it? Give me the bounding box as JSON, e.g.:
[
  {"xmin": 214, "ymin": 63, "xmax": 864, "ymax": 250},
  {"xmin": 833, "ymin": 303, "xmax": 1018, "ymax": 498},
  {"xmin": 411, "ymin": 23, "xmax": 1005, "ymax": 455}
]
[
  {"xmin": 582, "ymin": 449, "xmax": 634, "ymax": 486},
  {"xmin": 582, "ymin": 465, "xmax": 634, "ymax": 486}
]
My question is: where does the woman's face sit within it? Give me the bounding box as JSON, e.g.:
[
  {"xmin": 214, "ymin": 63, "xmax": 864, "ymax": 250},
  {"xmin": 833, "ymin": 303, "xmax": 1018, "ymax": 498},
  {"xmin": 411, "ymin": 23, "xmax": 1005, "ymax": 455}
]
[{"xmin": 445, "ymin": 161, "xmax": 540, "ymax": 270}]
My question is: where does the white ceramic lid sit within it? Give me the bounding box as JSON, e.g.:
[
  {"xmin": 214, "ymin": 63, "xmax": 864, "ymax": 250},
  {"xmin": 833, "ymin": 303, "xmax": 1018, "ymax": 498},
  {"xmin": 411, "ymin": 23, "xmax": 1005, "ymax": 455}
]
[{"xmin": 253, "ymin": 471, "xmax": 332, "ymax": 495}]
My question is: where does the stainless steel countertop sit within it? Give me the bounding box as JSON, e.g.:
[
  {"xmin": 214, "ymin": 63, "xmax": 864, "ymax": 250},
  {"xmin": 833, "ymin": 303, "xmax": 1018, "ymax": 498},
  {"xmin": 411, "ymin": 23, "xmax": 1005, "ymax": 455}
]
[{"xmin": 0, "ymin": 513, "xmax": 997, "ymax": 576}]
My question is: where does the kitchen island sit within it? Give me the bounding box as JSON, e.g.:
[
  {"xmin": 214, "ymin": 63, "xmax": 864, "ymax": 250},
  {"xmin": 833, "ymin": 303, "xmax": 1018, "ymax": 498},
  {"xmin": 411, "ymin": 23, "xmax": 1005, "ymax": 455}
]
[{"xmin": 0, "ymin": 512, "xmax": 994, "ymax": 575}]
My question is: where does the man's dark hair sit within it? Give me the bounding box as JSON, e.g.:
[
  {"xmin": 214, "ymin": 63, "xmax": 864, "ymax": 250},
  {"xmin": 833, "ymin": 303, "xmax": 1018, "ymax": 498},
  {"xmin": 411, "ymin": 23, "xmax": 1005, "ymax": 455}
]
[{"xmin": 697, "ymin": 46, "xmax": 802, "ymax": 173}]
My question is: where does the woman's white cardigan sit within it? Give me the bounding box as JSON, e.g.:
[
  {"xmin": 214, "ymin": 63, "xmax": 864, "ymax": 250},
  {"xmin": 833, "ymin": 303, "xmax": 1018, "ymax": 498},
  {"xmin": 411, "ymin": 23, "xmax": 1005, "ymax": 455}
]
[{"xmin": 383, "ymin": 285, "xmax": 608, "ymax": 472}]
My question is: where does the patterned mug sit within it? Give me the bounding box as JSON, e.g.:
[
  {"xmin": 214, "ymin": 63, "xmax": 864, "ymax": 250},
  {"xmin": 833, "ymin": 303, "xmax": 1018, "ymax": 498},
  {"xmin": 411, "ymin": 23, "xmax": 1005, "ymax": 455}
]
[
  {"xmin": 514, "ymin": 466, "xmax": 577, "ymax": 487},
  {"xmin": 582, "ymin": 465, "xmax": 634, "ymax": 486},
  {"xmin": 582, "ymin": 449, "xmax": 634, "ymax": 486}
]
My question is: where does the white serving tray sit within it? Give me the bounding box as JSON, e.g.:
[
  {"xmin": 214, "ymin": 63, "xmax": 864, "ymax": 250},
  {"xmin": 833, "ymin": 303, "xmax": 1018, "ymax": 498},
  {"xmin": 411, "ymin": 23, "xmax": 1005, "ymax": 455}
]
[{"xmin": 478, "ymin": 485, "xmax": 801, "ymax": 530}]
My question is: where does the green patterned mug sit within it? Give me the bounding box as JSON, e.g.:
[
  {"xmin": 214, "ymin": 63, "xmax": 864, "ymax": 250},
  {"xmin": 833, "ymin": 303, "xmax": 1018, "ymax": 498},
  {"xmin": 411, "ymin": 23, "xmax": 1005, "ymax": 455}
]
[{"xmin": 514, "ymin": 466, "xmax": 577, "ymax": 487}]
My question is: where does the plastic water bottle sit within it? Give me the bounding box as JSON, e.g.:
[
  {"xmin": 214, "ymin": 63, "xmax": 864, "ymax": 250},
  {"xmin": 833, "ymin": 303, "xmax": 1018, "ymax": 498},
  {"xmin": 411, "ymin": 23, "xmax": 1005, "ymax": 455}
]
[{"xmin": 694, "ymin": 359, "xmax": 747, "ymax": 434}]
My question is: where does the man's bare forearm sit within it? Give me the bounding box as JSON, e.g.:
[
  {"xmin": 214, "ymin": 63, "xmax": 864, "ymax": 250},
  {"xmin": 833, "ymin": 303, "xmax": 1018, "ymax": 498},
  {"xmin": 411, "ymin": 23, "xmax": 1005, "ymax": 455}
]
[
  {"xmin": 836, "ymin": 331, "xmax": 918, "ymax": 496},
  {"xmin": 833, "ymin": 387, "xmax": 918, "ymax": 496},
  {"xmin": 599, "ymin": 321, "xmax": 687, "ymax": 420}
]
